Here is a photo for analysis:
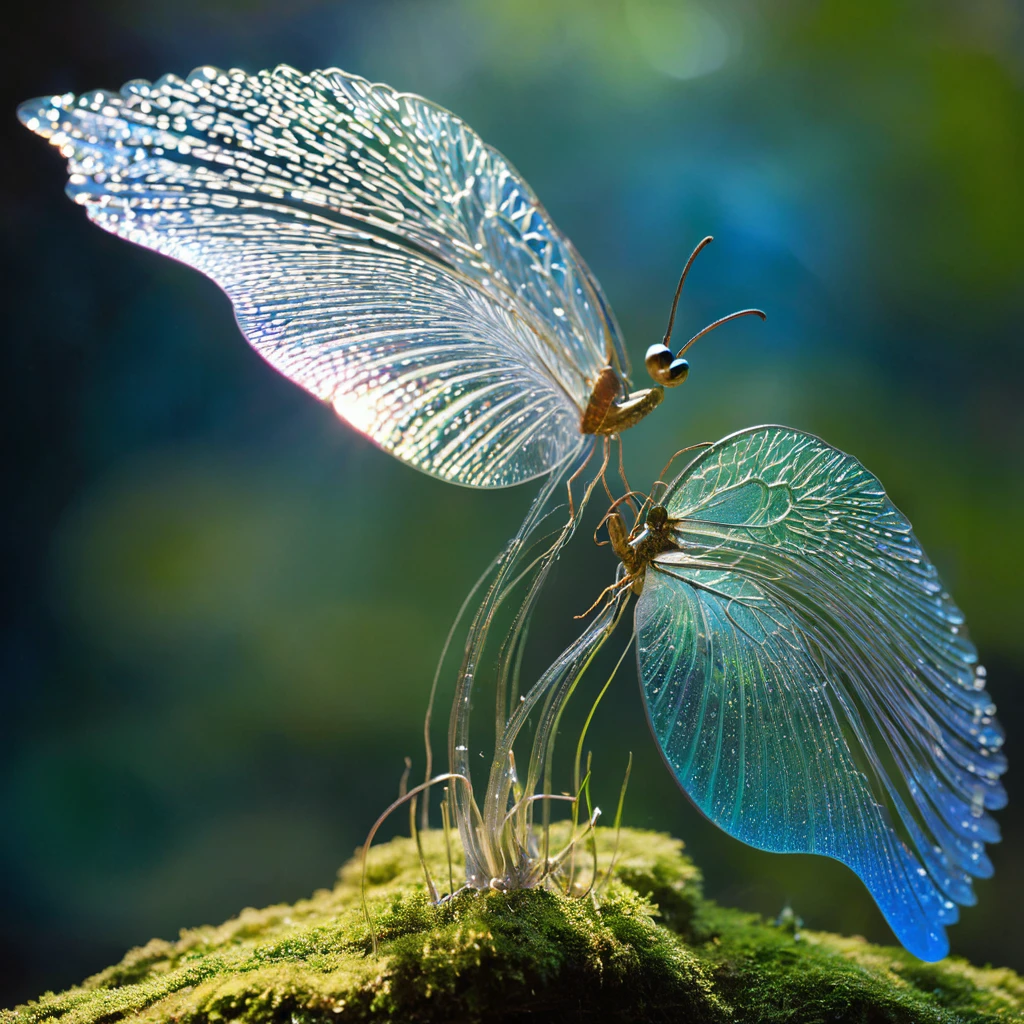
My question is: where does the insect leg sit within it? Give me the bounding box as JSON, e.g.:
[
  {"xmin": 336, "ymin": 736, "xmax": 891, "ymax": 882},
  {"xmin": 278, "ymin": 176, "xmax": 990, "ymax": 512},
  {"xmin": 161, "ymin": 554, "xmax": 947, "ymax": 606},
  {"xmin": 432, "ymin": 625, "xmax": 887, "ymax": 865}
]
[
  {"xmin": 565, "ymin": 442, "xmax": 596, "ymax": 522},
  {"xmin": 599, "ymin": 437, "xmax": 615, "ymax": 506}
]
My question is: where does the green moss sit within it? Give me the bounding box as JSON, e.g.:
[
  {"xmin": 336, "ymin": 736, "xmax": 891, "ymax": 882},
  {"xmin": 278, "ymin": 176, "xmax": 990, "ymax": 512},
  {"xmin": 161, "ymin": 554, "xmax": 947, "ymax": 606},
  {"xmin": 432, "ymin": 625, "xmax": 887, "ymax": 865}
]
[{"xmin": 4, "ymin": 829, "xmax": 1021, "ymax": 1024}]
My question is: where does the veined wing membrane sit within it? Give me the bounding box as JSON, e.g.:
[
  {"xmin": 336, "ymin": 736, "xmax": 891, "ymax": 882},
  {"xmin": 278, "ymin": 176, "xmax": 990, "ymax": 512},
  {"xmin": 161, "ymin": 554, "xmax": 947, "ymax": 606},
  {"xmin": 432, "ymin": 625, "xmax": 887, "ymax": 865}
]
[
  {"xmin": 19, "ymin": 65, "xmax": 626, "ymax": 487},
  {"xmin": 636, "ymin": 426, "xmax": 1005, "ymax": 961}
]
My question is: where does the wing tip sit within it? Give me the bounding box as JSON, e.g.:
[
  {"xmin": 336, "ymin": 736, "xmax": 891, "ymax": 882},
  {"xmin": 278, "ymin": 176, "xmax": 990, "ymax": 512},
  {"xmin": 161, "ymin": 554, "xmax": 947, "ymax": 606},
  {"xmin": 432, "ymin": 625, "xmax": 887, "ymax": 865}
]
[{"xmin": 908, "ymin": 933, "xmax": 951, "ymax": 963}]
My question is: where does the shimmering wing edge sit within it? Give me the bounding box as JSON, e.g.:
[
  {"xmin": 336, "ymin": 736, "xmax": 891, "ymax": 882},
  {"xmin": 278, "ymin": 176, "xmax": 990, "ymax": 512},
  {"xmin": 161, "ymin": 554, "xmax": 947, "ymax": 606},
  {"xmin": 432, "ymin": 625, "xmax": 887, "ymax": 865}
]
[
  {"xmin": 640, "ymin": 424, "xmax": 1006, "ymax": 959},
  {"xmin": 18, "ymin": 65, "xmax": 624, "ymax": 488},
  {"xmin": 636, "ymin": 566, "xmax": 954, "ymax": 960}
]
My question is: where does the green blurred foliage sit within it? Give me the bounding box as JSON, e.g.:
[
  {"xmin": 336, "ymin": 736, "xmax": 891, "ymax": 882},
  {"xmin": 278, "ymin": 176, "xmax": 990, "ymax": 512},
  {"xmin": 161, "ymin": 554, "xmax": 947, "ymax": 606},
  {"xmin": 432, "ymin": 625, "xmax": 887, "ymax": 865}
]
[{"xmin": 2, "ymin": 0, "xmax": 1022, "ymax": 1007}]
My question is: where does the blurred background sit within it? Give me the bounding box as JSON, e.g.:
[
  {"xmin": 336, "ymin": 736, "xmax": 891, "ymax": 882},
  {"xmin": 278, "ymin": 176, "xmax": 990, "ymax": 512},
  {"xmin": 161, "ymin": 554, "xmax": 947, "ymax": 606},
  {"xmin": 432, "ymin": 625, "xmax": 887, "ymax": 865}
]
[{"xmin": 2, "ymin": 0, "xmax": 1023, "ymax": 1006}]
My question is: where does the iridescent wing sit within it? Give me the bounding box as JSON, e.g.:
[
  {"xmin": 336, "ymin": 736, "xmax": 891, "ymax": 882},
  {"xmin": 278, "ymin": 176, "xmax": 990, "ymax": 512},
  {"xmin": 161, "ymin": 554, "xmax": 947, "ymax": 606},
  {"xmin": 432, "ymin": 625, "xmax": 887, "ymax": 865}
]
[
  {"xmin": 635, "ymin": 426, "xmax": 1005, "ymax": 960},
  {"xmin": 19, "ymin": 65, "xmax": 626, "ymax": 487}
]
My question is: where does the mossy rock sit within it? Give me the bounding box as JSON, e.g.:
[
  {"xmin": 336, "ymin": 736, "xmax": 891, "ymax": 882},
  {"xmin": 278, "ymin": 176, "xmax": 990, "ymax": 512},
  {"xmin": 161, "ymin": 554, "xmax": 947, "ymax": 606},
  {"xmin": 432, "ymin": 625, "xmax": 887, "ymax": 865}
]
[{"xmin": 4, "ymin": 828, "xmax": 1021, "ymax": 1023}]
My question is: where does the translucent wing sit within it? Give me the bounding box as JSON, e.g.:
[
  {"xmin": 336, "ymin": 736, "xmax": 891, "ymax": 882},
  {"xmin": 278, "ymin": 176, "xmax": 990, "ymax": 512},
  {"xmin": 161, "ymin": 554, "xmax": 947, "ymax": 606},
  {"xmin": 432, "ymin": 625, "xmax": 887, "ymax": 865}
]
[
  {"xmin": 636, "ymin": 426, "xmax": 1005, "ymax": 960},
  {"xmin": 19, "ymin": 65, "xmax": 625, "ymax": 487}
]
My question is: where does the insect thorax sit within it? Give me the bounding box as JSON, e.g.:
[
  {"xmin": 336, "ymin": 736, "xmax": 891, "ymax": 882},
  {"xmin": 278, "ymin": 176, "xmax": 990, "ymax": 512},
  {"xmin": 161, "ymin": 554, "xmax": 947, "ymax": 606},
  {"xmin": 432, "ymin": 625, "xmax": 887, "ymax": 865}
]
[{"xmin": 580, "ymin": 366, "xmax": 664, "ymax": 435}]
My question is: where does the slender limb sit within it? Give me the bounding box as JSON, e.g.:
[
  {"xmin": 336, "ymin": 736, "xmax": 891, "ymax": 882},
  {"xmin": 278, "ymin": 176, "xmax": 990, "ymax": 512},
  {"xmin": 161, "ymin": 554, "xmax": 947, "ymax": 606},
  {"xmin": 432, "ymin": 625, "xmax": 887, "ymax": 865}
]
[
  {"xmin": 462, "ymin": 441, "xmax": 611, "ymax": 888},
  {"xmin": 596, "ymin": 751, "xmax": 633, "ymax": 895},
  {"xmin": 651, "ymin": 442, "xmax": 715, "ymax": 496},
  {"xmin": 495, "ymin": 522, "xmax": 587, "ymax": 740},
  {"xmin": 615, "ymin": 436, "xmax": 637, "ymax": 516},
  {"xmin": 570, "ymin": 752, "xmax": 597, "ymax": 895},
  {"xmin": 533, "ymin": 805, "xmax": 601, "ymax": 889},
  {"xmin": 409, "ymin": 792, "xmax": 439, "ymax": 904},
  {"xmin": 565, "ymin": 442, "xmax": 595, "ymax": 522},
  {"xmin": 502, "ymin": 792, "xmax": 577, "ymax": 832},
  {"xmin": 529, "ymin": 596, "xmax": 630, "ymax": 880},
  {"xmin": 421, "ymin": 549, "xmax": 502, "ymax": 831},
  {"xmin": 566, "ymin": 637, "xmax": 631, "ymax": 891},
  {"xmin": 398, "ymin": 756, "xmax": 412, "ymax": 800},
  {"xmin": 504, "ymin": 614, "xmax": 531, "ymax": 728},
  {"xmin": 435, "ymin": 884, "xmax": 473, "ymax": 905},
  {"xmin": 599, "ymin": 437, "xmax": 616, "ymax": 507},
  {"xmin": 574, "ymin": 574, "xmax": 637, "ymax": 620},
  {"xmin": 482, "ymin": 592, "xmax": 624, "ymax": 883},
  {"xmin": 449, "ymin": 443, "xmax": 597, "ymax": 886},
  {"xmin": 361, "ymin": 772, "xmax": 476, "ymax": 955},
  {"xmin": 573, "ymin": 636, "xmax": 634, "ymax": 799},
  {"xmin": 440, "ymin": 787, "xmax": 454, "ymax": 899},
  {"xmin": 581, "ymin": 797, "xmax": 601, "ymax": 899},
  {"xmin": 447, "ymin": 476, "xmax": 561, "ymax": 883}
]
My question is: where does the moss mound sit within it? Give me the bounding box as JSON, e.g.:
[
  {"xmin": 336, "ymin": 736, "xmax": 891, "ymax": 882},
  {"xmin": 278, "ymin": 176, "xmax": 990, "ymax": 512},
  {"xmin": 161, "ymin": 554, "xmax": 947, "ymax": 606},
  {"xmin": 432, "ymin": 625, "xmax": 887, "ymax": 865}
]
[{"xmin": 4, "ymin": 829, "xmax": 1021, "ymax": 1024}]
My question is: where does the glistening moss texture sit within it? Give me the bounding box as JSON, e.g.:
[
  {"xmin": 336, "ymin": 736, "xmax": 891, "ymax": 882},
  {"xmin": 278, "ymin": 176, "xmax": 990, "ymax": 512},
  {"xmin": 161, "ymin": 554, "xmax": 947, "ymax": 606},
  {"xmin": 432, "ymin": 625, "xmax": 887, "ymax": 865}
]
[{"xmin": 5, "ymin": 829, "xmax": 1021, "ymax": 1024}]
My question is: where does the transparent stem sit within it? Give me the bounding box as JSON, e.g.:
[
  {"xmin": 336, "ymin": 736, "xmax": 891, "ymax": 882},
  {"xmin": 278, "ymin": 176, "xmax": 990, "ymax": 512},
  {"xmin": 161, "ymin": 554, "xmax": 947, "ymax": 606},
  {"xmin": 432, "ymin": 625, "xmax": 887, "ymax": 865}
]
[
  {"xmin": 484, "ymin": 587, "xmax": 629, "ymax": 885},
  {"xmin": 447, "ymin": 443, "xmax": 594, "ymax": 886}
]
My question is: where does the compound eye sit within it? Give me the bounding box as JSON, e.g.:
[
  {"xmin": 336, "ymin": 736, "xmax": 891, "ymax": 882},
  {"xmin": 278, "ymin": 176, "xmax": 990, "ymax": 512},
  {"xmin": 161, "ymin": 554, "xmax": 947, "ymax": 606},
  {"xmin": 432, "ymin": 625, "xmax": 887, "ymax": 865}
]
[
  {"xmin": 647, "ymin": 505, "xmax": 668, "ymax": 530},
  {"xmin": 665, "ymin": 358, "xmax": 689, "ymax": 386},
  {"xmin": 646, "ymin": 344, "xmax": 691, "ymax": 387},
  {"xmin": 645, "ymin": 343, "xmax": 674, "ymax": 383}
]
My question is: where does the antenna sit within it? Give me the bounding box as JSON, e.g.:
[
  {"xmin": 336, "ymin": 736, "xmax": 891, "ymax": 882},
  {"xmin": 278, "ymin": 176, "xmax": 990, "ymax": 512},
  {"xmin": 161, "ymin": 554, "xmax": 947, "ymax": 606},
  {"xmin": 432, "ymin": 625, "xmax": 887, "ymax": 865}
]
[
  {"xmin": 646, "ymin": 236, "xmax": 766, "ymax": 388},
  {"xmin": 663, "ymin": 235, "xmax": 714, "ymax": 348},
  {"xmin": 676, "ymin": 308, "xmax": 767, "ymax": 357}
]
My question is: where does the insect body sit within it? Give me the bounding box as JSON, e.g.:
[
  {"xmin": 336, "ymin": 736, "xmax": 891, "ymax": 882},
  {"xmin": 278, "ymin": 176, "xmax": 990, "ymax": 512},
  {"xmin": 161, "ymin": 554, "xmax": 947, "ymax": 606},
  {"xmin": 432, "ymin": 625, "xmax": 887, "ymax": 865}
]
[
  {"xmin": 606, "ymin": 503, "xmax": 676, "ymax": 593},
  {"xmin": 580, "ymin": 234, "xmax": 764, "ymax": 438},
  {"xmin": 579, "ymin": 364, "xmax": 664, "ymax": 436}
]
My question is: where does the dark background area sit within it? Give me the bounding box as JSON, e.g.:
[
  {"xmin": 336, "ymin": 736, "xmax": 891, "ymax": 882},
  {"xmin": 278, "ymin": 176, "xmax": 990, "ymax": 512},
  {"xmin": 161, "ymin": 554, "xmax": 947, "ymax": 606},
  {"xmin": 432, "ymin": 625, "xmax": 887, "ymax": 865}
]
[{"xmin": 2, "ymin": 0, "xmax": 1022, "ymax": 1007}]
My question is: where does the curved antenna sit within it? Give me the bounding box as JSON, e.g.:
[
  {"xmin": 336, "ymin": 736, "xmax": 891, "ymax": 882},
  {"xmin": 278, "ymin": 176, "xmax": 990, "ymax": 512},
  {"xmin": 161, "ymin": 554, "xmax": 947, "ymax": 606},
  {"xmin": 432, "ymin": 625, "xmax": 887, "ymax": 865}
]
[
  {"xmin": 651, "ymin": 441, "xmax": 717, "ymax": 495},
  {"xmin": 676, "ymin": 307, "xmax": 767, "ymax": 357},
  {"xmin": 663, "ymin": 235, "xmax": 715, "ymax": 348}
]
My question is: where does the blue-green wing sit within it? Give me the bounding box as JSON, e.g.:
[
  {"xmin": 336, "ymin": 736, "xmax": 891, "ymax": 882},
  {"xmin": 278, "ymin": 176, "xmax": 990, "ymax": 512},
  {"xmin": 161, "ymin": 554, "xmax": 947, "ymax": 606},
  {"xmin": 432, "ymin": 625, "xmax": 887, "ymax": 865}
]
[
  {"xmin": 636, "ymin": 426, "xmax": 1005, "ymax": 961},
  {"xmin": 19, "ymin": 66, "xmax": 624, "ymax": 488}
]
